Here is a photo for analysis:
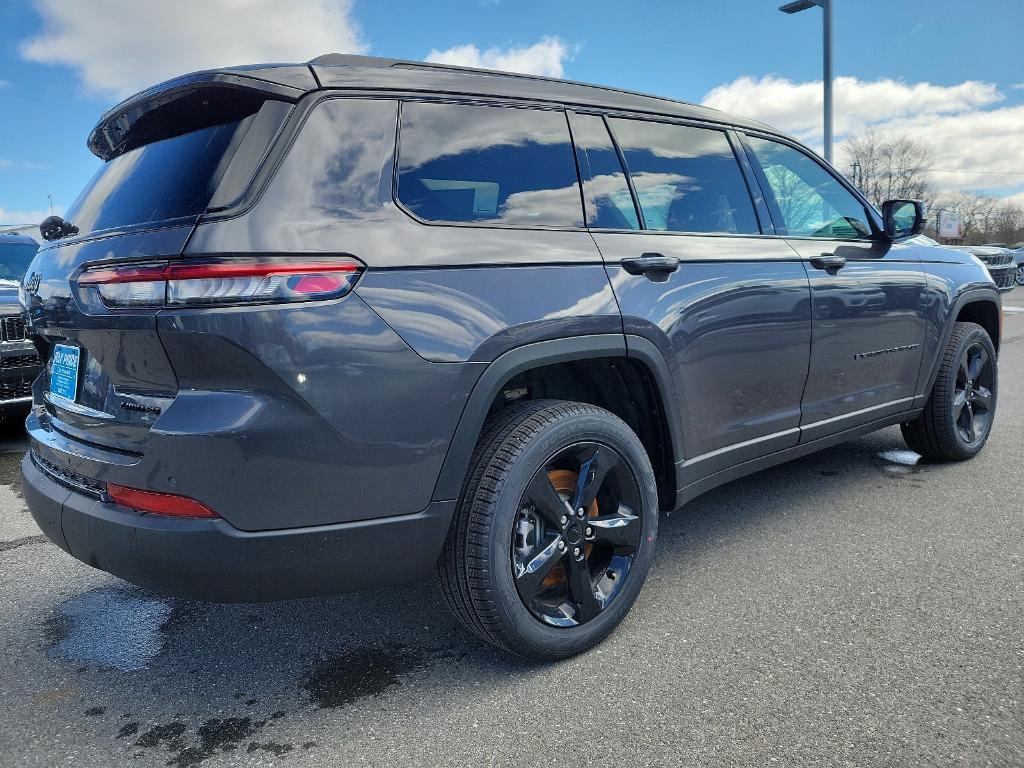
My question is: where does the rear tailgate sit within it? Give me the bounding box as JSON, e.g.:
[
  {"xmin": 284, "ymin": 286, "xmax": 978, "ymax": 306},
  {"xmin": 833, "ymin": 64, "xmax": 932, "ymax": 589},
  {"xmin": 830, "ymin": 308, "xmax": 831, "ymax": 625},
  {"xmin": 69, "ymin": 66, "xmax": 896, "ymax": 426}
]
[
  {"xmin": 22, "ymin": 81, "xmax": 296, "ymax": 454},
  {"xmin": 24, "ymin": 228, "xmax": 187, "ymax": 453}
]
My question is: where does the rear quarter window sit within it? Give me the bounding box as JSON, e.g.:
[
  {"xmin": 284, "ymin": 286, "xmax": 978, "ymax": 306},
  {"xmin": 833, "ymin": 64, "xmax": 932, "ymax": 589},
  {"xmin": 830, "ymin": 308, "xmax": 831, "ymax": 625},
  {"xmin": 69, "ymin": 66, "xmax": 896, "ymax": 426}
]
[{"xmin": 397, "ymin": 102, "xmax": 584, "ymax": 228}]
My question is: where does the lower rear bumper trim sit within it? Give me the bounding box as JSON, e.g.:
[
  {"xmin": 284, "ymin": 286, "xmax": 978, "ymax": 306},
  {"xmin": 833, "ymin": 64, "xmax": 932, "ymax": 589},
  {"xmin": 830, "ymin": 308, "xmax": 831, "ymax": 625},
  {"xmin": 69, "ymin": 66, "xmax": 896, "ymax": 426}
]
[{"xmin": 22, "ymin": 453, "xmax": 455, "ymax": 602}]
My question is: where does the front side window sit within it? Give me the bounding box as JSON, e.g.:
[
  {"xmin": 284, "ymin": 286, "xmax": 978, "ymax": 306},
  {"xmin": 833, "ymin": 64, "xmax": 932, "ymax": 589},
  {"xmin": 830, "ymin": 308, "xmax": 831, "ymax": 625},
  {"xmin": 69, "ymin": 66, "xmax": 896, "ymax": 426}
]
[
  {"xmin": 745, "ymin": 136, "xmax": 871, "ymax": 239},
  {"xmin": 397, "ymin": 102, "xmax": 583, "ymax": 228},
  {"xmin": 608, "ymin": 118, "xmax": 759, "ymax": 235}
]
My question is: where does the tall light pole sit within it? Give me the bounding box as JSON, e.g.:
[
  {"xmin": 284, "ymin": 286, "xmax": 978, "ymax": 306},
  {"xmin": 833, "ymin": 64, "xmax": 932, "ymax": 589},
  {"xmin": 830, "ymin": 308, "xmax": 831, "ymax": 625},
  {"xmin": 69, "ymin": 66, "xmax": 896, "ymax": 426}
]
[{"xmin": 779, "ymin": 0, "xmax": 833, "ymax": 164}]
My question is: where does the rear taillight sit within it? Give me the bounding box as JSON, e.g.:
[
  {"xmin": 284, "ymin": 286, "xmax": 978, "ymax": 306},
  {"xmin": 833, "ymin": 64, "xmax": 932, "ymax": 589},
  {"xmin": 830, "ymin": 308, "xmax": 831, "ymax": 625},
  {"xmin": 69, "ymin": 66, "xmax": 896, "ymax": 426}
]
[
  {"xmin": 77, "ymin": 258, "xmax": 363, "ymax": 309},
  {"xmin": 107, "ymin": 483, "xmax": 219, "ymax": 519}
]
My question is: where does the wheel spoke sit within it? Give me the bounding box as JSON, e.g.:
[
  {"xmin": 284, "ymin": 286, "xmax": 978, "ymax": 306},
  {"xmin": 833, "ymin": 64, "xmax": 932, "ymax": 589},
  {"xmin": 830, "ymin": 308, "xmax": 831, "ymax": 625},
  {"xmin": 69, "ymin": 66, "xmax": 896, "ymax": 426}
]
[
  {"xmin": 952, "ymin": 389, "xmax": 968, "ymax": 420},
  {"xmin": 565, "ymin": 554, "xmax": 602, "ymax": 622},
  {"xmin": 524, "ymin": 472, "xmax": 572, "ymax": 528},
  {"xmin": 588, "ymin": 503, "xmax": 641, "ymax": 551},
  {"xmin": 572, "ymin": 447, "xmax": 617, "ymax": 512},
  {"xmin": 972, "ymin": 386, "xmax": 993, "ymax": 413},
  {"xmin": 959, "ymin": 357, "xmax": 970, "ymax": 384},
  {"xmin": 967, "ymin": 347, "xmax": 988, "ymax": 381},
  {"xmin": 514, "ymin": 536, "xmax": 565, "ymax": 602},
  {"xmin": 964, "ymin": 404, "xmax": 977, "ymax": 441}
]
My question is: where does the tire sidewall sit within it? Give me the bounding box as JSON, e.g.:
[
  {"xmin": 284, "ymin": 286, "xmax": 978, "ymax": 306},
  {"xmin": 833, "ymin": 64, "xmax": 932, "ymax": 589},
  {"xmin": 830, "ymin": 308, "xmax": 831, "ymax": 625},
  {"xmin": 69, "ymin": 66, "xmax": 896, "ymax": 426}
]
[
  {"xmin": 942, "ymin": 325, "xmax": 998, "ymax": 456},
  {"xmin": 478, "ymin": 410, "xmax": 658, "ymax": 658}
]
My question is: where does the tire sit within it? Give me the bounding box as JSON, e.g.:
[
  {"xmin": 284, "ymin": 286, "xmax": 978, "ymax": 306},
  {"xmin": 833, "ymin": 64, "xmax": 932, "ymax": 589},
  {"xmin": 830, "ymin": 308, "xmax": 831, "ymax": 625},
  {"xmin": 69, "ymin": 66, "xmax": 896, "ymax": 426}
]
[
  {"xmin": 1016, "ymin": 264, "xmax": 1024, "ymax": 287},
  {"xmin": 438, "ymin": 399, "xmax": 658, "ymax": 660},
  {"xmin": 901, "ymin": 322, "xmax": 997, "ymax": 461}
]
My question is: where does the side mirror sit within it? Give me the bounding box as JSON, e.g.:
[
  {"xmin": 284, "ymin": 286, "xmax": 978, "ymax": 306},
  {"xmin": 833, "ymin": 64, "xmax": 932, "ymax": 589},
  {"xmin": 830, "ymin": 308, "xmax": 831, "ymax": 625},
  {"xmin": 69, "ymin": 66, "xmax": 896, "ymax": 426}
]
[{"xmin": 881, "ymin": 199, "xmax": 926, "ymax": 240}]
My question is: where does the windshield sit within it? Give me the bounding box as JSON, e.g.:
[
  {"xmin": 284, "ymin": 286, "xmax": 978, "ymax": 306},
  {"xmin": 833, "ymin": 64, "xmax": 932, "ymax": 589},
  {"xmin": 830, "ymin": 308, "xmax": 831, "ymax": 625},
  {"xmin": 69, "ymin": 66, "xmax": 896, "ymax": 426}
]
[
  {"xmin": 0, "ymin": 241, "xmax": 38, "ymax": 281},
  {"xmin": 63, "ymin": 120, "xmax": 246, "ymax": 238}
]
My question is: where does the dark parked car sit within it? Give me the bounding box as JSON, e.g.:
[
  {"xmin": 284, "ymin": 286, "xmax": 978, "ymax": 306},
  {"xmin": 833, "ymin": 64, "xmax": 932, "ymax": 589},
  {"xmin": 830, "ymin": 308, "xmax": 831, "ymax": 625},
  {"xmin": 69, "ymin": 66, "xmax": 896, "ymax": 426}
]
[
  {"xmin": 1012, "ymin": 247, "xmax": 1024, "ymax": 287},
  {"xmin": 21, "ymin": 56, "xmax": 1002, "ymax": 659},
  {"xmin": 0, "ymin": 233, "xmax": 43, "ymax": 420},
  {"xmin": 952, "ymin": 244, "xmax": 1017, "ymax": 291}
]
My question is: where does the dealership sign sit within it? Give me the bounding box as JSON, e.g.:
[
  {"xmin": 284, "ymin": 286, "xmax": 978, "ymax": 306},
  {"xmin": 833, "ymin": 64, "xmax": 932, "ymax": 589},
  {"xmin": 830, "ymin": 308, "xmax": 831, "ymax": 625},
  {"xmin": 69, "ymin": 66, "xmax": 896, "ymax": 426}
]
[{"xmin": 938, "ymin": 210, "xmax": 962, "ymax": 239}]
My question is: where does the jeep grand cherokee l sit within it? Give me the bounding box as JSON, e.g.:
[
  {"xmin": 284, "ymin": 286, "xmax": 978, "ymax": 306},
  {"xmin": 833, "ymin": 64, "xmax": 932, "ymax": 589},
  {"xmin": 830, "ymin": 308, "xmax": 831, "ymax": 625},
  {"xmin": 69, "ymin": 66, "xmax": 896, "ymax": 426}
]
[{"xmin": 21, "ymin": 55, "xmax": 1001, "ymax": 660}]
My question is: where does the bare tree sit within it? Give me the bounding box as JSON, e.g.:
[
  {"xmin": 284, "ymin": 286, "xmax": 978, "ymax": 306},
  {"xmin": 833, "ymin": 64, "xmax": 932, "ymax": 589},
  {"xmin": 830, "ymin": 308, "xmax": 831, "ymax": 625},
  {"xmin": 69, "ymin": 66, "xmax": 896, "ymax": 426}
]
[
  {"xmin": 844, "ymin": 132, "xmax": 934, "ymax": 209},
  {"xmin": 988, "ymin": 201, "xmax": 1024, "ymax": 246}
]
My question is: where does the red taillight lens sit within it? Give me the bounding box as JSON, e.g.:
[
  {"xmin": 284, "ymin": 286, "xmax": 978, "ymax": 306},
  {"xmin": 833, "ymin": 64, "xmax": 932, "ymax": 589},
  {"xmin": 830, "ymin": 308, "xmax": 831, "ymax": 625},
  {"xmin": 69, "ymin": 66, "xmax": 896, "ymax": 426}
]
[
  {"xmin": 107, "ymin": 483, "xmax": 219, "ymax": 519},
  {"xmin": 78, "ymin": 258, "xmax": 363, "ymax": 309}
]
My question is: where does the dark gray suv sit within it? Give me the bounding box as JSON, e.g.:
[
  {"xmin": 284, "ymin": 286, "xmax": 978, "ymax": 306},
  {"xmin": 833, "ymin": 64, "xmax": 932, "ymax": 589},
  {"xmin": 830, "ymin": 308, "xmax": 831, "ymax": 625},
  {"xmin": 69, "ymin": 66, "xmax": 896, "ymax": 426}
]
[{"xmin": 21, "ymin": 55, "xmax": 1002, "ymax": 659}]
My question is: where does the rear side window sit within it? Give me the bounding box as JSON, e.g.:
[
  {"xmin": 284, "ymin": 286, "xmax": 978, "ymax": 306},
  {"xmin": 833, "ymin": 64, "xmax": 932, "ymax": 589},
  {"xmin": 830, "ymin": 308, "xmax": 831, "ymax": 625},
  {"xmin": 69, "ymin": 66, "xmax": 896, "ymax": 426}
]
[
  {"xmin": 570, "ymin": 113, "xmax": 640, "ymax": 230},
  {"xmin": 65, "ymin": 120, "xmax": 249, "ymax": 237},
  {"xmin": 609, "ymin": 118, "xmax": 759, "ymax": 235},
  {"xmin": 397, "ymin": 102, "xmax": 584, "ymax": 228}
]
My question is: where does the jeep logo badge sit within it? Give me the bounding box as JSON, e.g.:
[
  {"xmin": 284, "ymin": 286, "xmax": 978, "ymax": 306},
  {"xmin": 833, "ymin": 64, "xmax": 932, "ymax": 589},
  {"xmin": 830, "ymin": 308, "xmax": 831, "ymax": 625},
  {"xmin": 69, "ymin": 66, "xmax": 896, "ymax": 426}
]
[{"xmin": 25, "ymin": 272, "xmax": 41, "ymax": 294}]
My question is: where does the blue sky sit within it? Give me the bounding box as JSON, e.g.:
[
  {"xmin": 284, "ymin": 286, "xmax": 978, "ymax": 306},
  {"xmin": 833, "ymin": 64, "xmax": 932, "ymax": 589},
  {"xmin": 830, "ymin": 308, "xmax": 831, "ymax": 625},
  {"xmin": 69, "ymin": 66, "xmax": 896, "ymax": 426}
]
[{"xmin": 2, "ymin": 0, "xmax": 1023, "ymax": 224}]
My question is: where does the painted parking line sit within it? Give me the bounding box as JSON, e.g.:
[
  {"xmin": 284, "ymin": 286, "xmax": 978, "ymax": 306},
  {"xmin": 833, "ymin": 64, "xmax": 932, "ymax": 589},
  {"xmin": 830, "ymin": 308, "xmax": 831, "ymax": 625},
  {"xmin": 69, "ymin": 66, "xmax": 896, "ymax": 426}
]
[{"xmin": 1004, "ymin": 306, "xmax": 1024, "ymax": 314}]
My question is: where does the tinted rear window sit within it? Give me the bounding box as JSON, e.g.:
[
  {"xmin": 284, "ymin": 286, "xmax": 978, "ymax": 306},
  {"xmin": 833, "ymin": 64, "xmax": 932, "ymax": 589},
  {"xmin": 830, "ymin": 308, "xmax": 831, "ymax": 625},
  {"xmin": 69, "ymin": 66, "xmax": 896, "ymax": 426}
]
[
  {"xmin": 64, "ymin": 120, "xmax": 247, "ymax": 237},
  {"xmin": 609, "ymin": 118, "xmax": 759, "ymax": 235},
  {"xmin": 397, "ymin": 102, "xmax": 584, "ymax": 227}
]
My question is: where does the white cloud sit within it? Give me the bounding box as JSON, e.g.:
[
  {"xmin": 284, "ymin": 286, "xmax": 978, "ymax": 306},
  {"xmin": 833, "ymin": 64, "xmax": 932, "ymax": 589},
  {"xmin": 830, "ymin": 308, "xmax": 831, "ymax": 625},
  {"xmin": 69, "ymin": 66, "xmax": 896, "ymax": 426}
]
[
  {"xmin": 20, "ymin": 0, "xmax": 367, "ymax": 99},
  {"xmin": 0, "ymin": 158, "xmax": 49, "ymax": 171},
  {"xmin": 0, "ymin": 207, "xmax": 56, "ymax": 226},
  {"xmin": 425, "ymin": 37, "xmax": 575, "ymax": 78},
  {"xmin": 702, "ymin": 75, "xmax": 1024, "ymax": 194}
]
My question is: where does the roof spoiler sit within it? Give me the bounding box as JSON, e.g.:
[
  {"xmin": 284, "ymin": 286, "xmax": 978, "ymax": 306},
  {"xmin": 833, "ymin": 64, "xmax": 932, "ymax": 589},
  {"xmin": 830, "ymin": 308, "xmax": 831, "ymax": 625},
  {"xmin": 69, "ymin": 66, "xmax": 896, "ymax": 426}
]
[{"xmin": 87, "ymin": 65, "xmax": 317, "ymax": 161}]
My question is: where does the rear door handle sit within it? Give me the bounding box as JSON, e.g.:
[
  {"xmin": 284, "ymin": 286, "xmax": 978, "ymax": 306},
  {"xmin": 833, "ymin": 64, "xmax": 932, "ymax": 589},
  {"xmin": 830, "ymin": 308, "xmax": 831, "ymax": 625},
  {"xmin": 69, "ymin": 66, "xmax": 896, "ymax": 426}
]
[
  {"xmin": 621, "ymin": 253, "xmax": 679, "ymax": 282},
  {"xmin": 809, "ymin": 253, "xmax": 847, "ymax": 273}
]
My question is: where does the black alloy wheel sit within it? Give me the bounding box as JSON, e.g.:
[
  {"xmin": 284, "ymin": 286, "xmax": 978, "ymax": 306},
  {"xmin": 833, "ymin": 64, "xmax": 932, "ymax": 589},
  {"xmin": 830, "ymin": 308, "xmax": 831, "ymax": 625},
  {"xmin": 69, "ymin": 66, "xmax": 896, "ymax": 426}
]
[
  {"xmin": 901, "ymin": 321, "xmax": 998, "ymax": 461},
  {"xmin": 438, "ymin": 399, "xmax": 658, "ymax": 660},
  {"xmin": 953, "ymin": 341, "xmax": 995, "ymax": 445},
  {"xmin": 512, "ymin": 442, "xmax": 642, "ymax": 628}
]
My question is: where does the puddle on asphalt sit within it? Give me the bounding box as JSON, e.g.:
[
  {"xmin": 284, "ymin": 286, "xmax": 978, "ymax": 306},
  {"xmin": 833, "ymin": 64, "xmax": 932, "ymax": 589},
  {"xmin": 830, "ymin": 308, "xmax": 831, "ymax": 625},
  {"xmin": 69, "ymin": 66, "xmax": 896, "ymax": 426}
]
[
  {"xmin": 129, "ymin": 714, "xmax": 316, "ymax": 767},
  {"xmin": 878, "ymin": 449, "xmax": 922, "ymax": 475},
  {"xmin": 48, "ymin": 586, "xmax": 173, "ymax": 671},
  {"xmin": 301, "ymin": 642, "xmax": 430, "ymax": 709}
]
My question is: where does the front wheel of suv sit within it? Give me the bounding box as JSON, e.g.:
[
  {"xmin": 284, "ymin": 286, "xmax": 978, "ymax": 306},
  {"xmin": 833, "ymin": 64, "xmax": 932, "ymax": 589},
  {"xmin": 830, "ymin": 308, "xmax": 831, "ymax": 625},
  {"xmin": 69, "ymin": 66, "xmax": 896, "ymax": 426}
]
[
  {"xmin": 438, "ymin": 399, "xmax": 658, "ymax": 660},
  {"xmin": 901, "ymin": 321, "xmax": 998, "ymax": 461}
]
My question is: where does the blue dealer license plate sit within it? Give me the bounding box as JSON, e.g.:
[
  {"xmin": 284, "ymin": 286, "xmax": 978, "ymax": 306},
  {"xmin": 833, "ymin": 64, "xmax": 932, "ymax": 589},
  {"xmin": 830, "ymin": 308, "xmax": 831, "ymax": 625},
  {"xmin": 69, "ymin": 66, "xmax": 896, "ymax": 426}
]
[{"xmin": 49, "ymin": 344, "xmax": 81, "ymax": 402}]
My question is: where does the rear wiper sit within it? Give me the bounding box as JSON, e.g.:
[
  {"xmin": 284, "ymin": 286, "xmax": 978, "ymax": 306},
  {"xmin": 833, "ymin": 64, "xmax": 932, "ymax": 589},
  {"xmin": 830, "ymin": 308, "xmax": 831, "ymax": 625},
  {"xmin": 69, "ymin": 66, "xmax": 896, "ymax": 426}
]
[{"xmin": 39, "ymin": 215, "xmax": 79, "ymax": 242}]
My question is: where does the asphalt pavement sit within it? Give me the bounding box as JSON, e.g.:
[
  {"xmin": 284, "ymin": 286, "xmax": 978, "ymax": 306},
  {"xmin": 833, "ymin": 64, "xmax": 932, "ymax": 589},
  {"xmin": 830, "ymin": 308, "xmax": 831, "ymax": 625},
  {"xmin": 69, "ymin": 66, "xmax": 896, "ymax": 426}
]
[{"xmin": 1, "ymin": 300, "xmax": 1022, "ymax": 767}]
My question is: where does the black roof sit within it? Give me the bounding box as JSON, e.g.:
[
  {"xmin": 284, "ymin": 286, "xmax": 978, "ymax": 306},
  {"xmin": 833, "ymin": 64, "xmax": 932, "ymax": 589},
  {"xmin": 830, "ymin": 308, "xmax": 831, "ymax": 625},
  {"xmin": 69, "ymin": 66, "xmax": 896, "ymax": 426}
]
[
  {"xmin": 89, "ymin": 54, "xmax": 778, "ymax": 159},
  {"xmin": 308, "ymin": 54, "xmax": 774, "ymax": 133}
]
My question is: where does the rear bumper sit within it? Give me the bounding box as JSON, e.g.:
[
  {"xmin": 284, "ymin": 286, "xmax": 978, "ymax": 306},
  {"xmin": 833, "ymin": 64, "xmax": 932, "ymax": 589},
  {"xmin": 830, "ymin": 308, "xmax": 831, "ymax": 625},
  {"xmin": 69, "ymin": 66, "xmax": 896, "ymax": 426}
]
[{"xmin": 22, "ymin": 451, "xmax": 454, "ymax": 602}]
